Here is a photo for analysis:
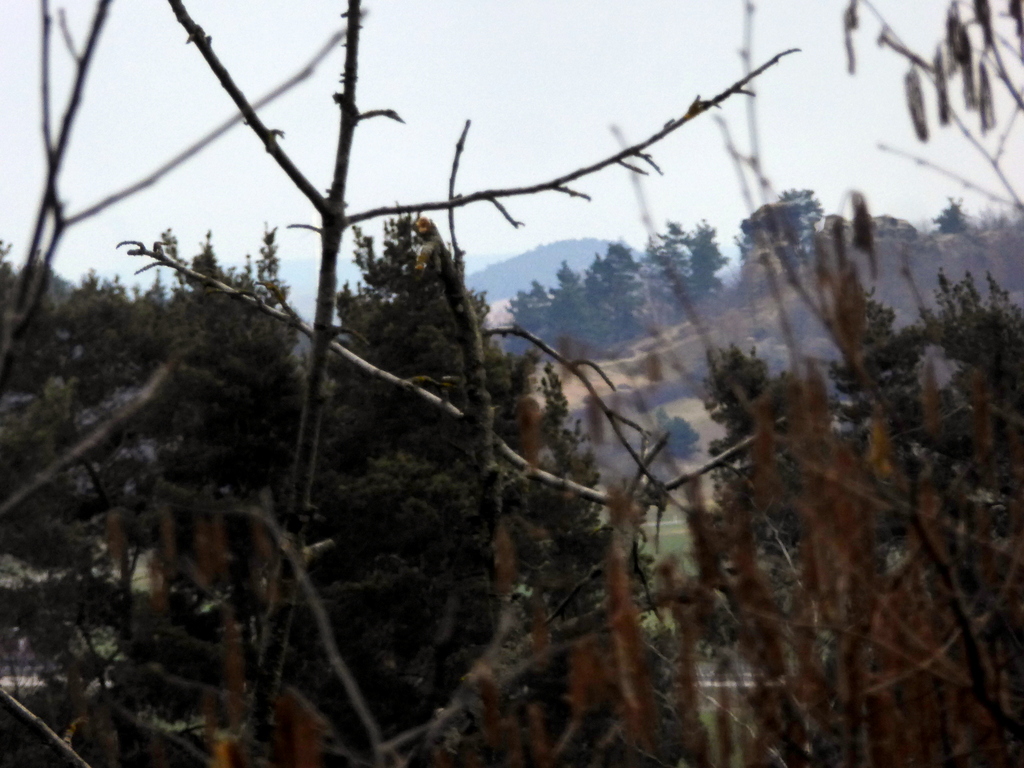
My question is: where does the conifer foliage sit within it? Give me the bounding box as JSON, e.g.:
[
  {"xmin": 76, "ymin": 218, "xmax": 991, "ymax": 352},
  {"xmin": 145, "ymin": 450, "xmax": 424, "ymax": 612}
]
[
  {"xmin": 509, "ymin": 221, "xmax": 729, "ymax": 347},
  {"xmin": 0, "ymin": 221, "xmax": 608, "ymax": 767}
]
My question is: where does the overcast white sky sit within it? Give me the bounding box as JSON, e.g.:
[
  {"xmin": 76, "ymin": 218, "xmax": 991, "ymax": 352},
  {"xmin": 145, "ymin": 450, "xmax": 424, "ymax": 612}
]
[{"xmin": 2, "ymin": 1, "xmax": 1020, "ymax": 290}]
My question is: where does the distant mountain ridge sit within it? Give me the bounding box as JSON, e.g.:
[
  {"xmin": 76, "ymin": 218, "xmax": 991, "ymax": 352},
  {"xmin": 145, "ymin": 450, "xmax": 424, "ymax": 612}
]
[
  {"xmin": 269, "ymin": 239, "xmax": 623, "ymax": 318},
  {"xmin": 465, "ymin": 238, "xmax": 622, "ymax": 301}
]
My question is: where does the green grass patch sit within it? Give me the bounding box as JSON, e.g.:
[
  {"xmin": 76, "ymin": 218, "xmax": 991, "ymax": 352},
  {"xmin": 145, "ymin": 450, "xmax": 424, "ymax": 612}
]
[{"xmin": 641, "ymin": 520, "xmax": 693, "ymax": 566}]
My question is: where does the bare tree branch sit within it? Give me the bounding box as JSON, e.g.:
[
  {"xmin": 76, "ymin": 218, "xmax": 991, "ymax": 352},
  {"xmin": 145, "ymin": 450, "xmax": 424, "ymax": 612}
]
[
  {"xmin": 468, "ymin": 322, "xmax": 662, "ymax": 491},
  {"xmin": 485, "ymin": 324, "xmax": 643, "ymax": 438},
  {"xmin": 57, "ymin": 8, "xmax": 79, "ymax": 61},
  {"xmin": 40, "ymin": 1, "xmax": 54, "ymax": 158},
  {"xmin": 447, "ymin": 119, "xmax": 471, "ymax": 265},
  {"xmin": 483, "ymin": 325, "xmax": 616, "ymax": 391},
  {"xmin": 0, "ymin": 688, "xmax": 95, "ymax": 768},
  {"xmin": 286, "ymin": 0, "xmax": 362, "ymax": 522},
  {"xmin": 416, "ymin": 217, "xmax": 502, "ymax": 535},
  {"xmin": 343, "ymin": 48, "xmax": 800, "ymax": 226},
  {"xmin": 877, "ymin": 142, "xmax": 1017, "ymax": 207},
  {"xmin": 496, "ymin": 440, "xmax": 608, "ymax": 505}
]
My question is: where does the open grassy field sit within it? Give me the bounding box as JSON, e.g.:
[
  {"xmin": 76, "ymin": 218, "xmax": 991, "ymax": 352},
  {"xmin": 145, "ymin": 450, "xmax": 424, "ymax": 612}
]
[{"xmin": 640, "ymin": 518, "xmax": 692, "ymax": 567}]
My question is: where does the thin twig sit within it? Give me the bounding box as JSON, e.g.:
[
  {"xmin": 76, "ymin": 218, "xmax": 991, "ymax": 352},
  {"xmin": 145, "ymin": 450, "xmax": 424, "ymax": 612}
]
[
  {"xmin": 877, "ymin": 143, "xmax": 1016, "ymax": 207},
  {"xmin": 573, "ymin": 358, "xmax": 617, "ymax": 391},
  {"xmin": 358, "ymin": 108, "xmax": 404, "ymax": 123},
  {"xmin": 57, "ymin": 8, "xmax": 79, "ymax": 60},
  {"xmin": 488, "ymin": 197, "xmax": 523, "ymax": 228},
  {"xmin": 40, "ymin": 1, "xmax": 53, "ymax": 158},
  {"xmin": 547, "ymin": 565, "xmax": 603, "ymax": 624},
  {"xmin": 66, "ymin": 29, "xmax": 345, "ymax": 226},
  {"xmin": 448, "ymin": 119, "xmax": 471, "ymax": 267}
]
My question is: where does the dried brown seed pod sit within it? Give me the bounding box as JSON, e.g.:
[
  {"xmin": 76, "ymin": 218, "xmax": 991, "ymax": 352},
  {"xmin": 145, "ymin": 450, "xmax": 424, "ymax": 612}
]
[
  {"xmin": 851, "ymin": 192, "xmax": 875, "ymax": 260},
  {"xmin": 957, "ymin": 27, "xmax": 977, "ymax": 109},
  {"xmin": 974, "ymin": 0, "xmax": 993, "ymax": 49},
  {"xmin": 493, "ymin": 520, "xmax": 517, "ymax": 596},
  {"xmin": 948, "ymin": 6, "xmax": 970, "ymax": 68},
  {"xmin": 844, "ymin": 0, "xmax": 859, "ymax": 74},
  {"xmin": 515, "ymin": 395, "xmax": 542, "ymax": 467},
  {"xmin": 979, "ymin": 62, "xmax": 994, "ymax": 132},
  {"xmin": 934, "ymin": 47, "xmax": 950, "ymax": 125},
  {"xmin": 905, "ymin": 65, "xmax": 929, "ymax": 142},
  {"xmin": 946, "ymin": 5, "xmax": 961, "ymax": 69}
]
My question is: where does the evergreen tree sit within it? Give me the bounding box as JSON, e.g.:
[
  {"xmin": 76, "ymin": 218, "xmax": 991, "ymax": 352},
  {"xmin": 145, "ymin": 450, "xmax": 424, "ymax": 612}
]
[
  {"xmin": 582, "ymin": 243, "xmax": 643, "ymax": 345},
  {"xmin": 645, "ymin": 221, "xmax": 727, "ymax": 322},
  {"xmin": 682, "ymin": 220, "xmax": 727, "ymax": 297},
  {"xmin": 298, "ymin": 217, "xmax": 607, "ymax": 738},
  {"xmin": 508, "ymin": 280, "xmax": 552, "ymax": 337},
  {"xmin": 704, "ymin": 270, "xmax": 1024, "ymax": 572},
  {"xmin": 510, "ymin": 245, "xmax": 645, "ymax": 347},
  {"xmin": 154, "ymin": 229, "xmax": 303, "ymax": 496},
  {"xmin": 777, "ymin": 189, "xmax": 824, "ymax": 244},
  {"xmin": 737, "ymin": 188, "xmax": 823, "ymax": 262},
  {"xmin": 653, "ymin": 408, "xmax": 700, "ymax": 459},
  {"xmin": 645, "ymin": 221, "xmax": 691, "ymax": 314},
  {"xmin": 547, "ymin": 261, "xmax": 590, "ymax": 340},
  {"xmin": 934, "ymin": 197, "xmax": 970, "ymax": 234}
]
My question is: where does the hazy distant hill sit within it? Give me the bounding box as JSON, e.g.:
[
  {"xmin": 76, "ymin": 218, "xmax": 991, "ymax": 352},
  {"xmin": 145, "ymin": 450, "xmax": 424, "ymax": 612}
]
[{"xmin": 465, "ymin": 238, "xmax": 619, "ymax": 302}]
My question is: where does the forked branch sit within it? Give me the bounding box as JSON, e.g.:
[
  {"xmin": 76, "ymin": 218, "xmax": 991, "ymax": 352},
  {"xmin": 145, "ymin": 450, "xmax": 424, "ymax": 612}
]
[{"xmin": 164, "ymin": 0, "xmax": 331, "ymax": 216}]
